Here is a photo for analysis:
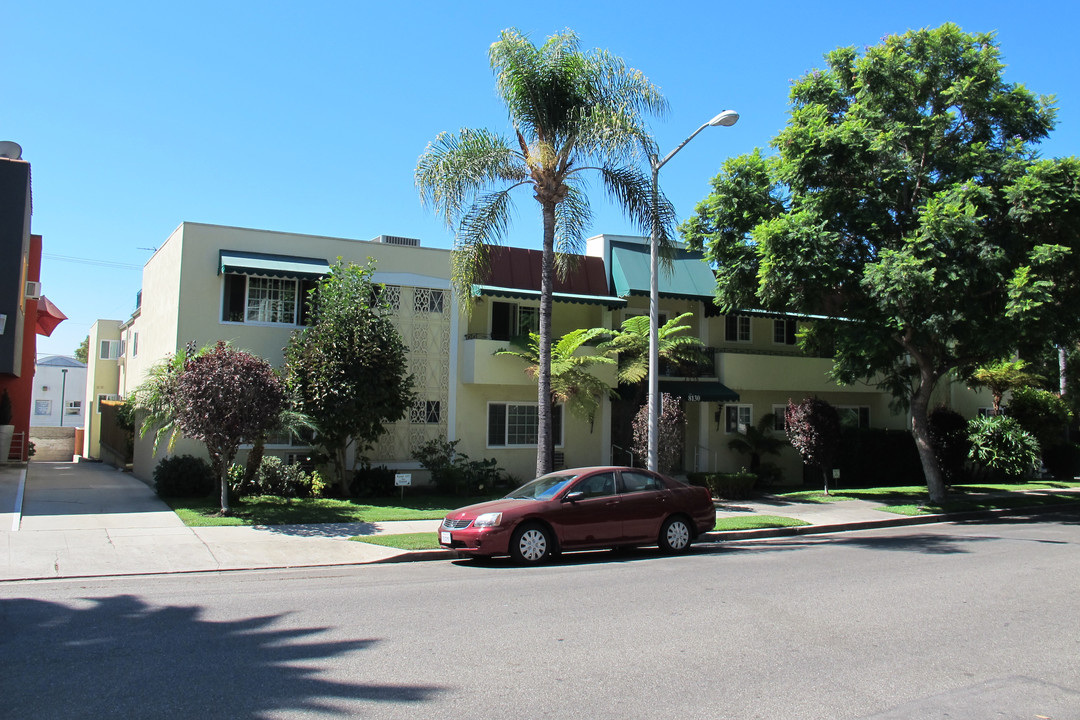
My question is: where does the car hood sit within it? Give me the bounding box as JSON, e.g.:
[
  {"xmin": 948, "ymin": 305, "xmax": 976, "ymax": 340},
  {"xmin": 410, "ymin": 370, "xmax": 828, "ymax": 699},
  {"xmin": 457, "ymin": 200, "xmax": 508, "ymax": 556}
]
[{"xmin": 446, "ymin": 497, "xmax": 541, "ymax": 519}]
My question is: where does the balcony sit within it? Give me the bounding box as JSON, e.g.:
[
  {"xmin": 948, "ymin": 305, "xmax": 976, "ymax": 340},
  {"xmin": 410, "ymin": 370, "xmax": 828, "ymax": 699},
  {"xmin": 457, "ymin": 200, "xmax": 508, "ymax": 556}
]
[{"xmin": 460, "ymin": 335, "xmax": 618, "ymax": 387}]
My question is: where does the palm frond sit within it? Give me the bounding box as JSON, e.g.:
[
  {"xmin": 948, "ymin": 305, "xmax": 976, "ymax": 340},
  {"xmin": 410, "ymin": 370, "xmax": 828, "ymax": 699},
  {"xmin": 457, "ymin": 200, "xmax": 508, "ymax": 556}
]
[{"xmin": 415, "ymin": 128, "xmax": 525, "ymax": 229}]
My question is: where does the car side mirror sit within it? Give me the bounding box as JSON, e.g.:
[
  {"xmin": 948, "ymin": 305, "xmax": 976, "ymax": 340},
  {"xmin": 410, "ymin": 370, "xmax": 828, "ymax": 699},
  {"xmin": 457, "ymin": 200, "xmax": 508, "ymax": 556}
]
[{"xmin": 563, "ymin": 491, "xmax": 584, "ymax": 503}]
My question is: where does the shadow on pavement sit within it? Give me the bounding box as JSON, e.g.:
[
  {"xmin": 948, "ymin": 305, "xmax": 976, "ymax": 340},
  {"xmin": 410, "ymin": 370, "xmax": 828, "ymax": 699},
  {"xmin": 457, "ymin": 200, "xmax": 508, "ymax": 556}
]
[
  {"xmin": 257, "ymin": 522, "xmax": 377, "ymax": 538},
  {"xmin": 0, "ymin": 594, "xmax": 445, "ymax": 718}
]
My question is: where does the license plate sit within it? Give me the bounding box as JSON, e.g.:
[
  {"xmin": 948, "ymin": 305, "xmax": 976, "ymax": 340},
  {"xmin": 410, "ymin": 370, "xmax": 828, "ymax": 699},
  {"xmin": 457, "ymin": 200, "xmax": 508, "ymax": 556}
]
[{"xmin": 440, "ymin": 532, "xmax": 451, "ymax": 545}]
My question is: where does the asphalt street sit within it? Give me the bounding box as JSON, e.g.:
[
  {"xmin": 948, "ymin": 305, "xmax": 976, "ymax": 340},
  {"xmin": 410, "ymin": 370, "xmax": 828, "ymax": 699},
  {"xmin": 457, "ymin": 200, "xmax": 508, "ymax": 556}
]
[{"xmin": 3, "ymin": 514, "xmax": 1078, "ymax": 719}]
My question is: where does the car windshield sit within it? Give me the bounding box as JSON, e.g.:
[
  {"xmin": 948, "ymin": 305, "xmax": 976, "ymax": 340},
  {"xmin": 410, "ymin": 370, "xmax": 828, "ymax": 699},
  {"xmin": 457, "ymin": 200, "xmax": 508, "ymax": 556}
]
[{"xmin": 505, "ymin": 472, "xmax": 581, "ymax": 500}]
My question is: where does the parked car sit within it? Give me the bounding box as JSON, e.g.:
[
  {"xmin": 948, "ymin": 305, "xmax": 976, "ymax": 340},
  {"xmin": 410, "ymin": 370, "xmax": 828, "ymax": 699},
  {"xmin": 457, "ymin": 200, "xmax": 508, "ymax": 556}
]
[{"xmin": 439, "ymin": 466, "xmax": 716, "ymax": 564}]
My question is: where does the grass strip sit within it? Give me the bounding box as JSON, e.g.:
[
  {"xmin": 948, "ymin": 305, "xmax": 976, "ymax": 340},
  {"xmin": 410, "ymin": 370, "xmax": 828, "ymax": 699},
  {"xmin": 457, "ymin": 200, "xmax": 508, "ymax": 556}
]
[
  {"xmin": 714, "ymin": 515, "xmax": 810, "ymax": 531},
  {"xmin": 351, "ymin": 532, "xmax": 441, "ymax": 550},
  {"xmin": 164, "ymin": 494, "xmax": 488, "ymax": 527}
]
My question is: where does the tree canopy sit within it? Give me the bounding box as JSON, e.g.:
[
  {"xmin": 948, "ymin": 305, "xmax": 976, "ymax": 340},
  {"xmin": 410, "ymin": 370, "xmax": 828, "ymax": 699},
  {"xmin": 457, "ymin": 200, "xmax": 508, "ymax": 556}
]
[
  {"xmin": 283, "ymin": 260, "xmax": 414, "ymax": 494},
  {"xmin": 681, "ymin": 24, "xmax": 1080, "ymax": 502},
  {"xmin": 416, "ymin": 28, "xmax": 669, "ymax": 476}
]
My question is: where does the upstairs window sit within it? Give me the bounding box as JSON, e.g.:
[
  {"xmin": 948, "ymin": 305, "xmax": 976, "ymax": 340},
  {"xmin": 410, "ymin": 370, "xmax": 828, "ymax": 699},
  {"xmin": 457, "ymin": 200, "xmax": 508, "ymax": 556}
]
[
  {"xmin": 99, "ymin": 340, "xmax": 121, "ymax": 360},
  {"xmin": 414, "ymin": 288, "xmax": 445, "ymax": 314},
  {"xmin": 491, "ymin": 302, "xmax": 539, "ymax": 341},
  {"xmin": 222, "ymin": 275, "xmax": 318, "ymax": 325},
  {"xmin": 774, "ymin": 319, "xmax": 798, "ymax": 345},
  {"xmin": 725, "ymin": 315, "xmax": 751, "ymax": 342}
]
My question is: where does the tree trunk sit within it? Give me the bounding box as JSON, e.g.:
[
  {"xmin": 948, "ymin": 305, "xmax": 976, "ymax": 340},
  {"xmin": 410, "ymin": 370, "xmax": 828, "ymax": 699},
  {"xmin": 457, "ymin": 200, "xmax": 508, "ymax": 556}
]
[
  {"xmin": 244, "ymin": 433, "xmax": 265, "ymax": 486},
  {"xmin": 535, "ymin": 201, "xmax": 556, "ymax": 477},
  {"xmin": 910, "ymin": 365, "xmax": 947, "ymax": 504},
  {"xmin": 335, "ymin": 446, "xmax": 349, "ymax": 497}
]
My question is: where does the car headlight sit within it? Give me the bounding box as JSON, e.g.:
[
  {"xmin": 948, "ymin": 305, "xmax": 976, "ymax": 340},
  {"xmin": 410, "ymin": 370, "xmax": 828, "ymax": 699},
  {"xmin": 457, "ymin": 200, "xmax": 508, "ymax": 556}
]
[{"xmin": 473, "ymin": 512, "xmax": 503, "ymax": 528}]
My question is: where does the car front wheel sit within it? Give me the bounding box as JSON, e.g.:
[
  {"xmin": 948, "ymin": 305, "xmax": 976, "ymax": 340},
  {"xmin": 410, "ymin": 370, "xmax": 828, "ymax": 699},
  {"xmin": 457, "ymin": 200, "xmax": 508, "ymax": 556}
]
[
  {"xmin": 659, "ymin": 516, "xmax": 692, "ymax": 554},
  {"xmin": 510, "ymin": 523, "xmax": 552, "ymax": 564}
]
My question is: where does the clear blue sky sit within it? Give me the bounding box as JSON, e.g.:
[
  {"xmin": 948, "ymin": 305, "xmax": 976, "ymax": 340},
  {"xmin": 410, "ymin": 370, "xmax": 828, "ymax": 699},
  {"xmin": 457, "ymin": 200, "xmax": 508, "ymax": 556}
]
[{"xmin": 6, "ymin": 0, "xmax": 1078, "ymax": 359}]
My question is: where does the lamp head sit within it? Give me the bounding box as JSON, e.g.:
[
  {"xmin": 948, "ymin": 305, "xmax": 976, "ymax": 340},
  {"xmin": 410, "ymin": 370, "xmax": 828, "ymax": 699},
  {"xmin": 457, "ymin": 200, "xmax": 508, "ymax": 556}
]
[{"xmin": 708, "ymin": 110, "xmax": 740, "ymax": 127}]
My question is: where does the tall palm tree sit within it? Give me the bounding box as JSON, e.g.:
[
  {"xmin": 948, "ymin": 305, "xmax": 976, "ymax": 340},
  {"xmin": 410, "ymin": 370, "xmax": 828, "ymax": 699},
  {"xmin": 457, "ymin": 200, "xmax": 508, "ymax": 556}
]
[
  {"xmin": 416, "ymin": 28, "xmax": 670, "ymax": 476},
  {"xmin": 497, "ymin": 328, "xmax": 617, "ymax": 430}
]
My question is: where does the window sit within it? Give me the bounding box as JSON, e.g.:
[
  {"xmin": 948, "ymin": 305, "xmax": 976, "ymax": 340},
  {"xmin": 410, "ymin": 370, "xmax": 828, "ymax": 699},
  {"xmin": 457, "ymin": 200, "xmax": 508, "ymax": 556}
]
[
  {"xmin": 132, "ymin": 332, "xmax": 139, "ymax": 357},
  {"xmin": 977, "ymin": 407, "xmax": 995, "ymax": 418},
  {"xmin": 35, "ymin": 400, "xmax": 52, "ymax": 416},
  {"xmin": 774, "ymin": 319, "xmax": 797, "ymax": 345},
  {"xmin": 725, "ymin": 404, "xmax": 752, "ymax": 433},
  {"xmin": 491, "ymin": 302, "xmax": 539, "ymax": 341},
  {"xmin": 379, "ymin": 285, "xmax": 401, "ymax": 311},
  {"xmin": 772, "ymin": 404, "xmax": 788, "ymax": 431},
  {"xmin": 411, "ymin": 400, "xmax": 441, "ymax": 424},
  {"xmin": 575, "ymin": 472, "xmax": 616, "ymax": 498},
  {"xmin": 65, "ymin": 400, "xmax": 82, "ymax": 416},
  {"xmin": 837, "ymin": 406, "xmax": 871, "ymax": 429},
  {"xmin": 725, "ymin": 315, "xmax": 751, "ymax": 342},
  {"xmin": 488, "ymin": 403, "xmax": 564, "ymax": 448},
  {"xmin": 621, "ymin": 470, "xmax": 663, "ymax": 493},
  {"xmin": 99, "ymin": 340, "xmax": 120, "ymax": 360},
  {"xmin": 221, "ymin": 274, "xmax": 317, "ymax": 325},
  {"xmin": 414, "ymin": 288, "xmax": 445, "ymax": 314}
]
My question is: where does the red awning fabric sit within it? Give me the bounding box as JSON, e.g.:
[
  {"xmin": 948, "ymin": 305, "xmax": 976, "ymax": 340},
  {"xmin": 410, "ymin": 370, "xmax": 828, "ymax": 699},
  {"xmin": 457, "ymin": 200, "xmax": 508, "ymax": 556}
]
[{"xmin": 35, "ymin": 295, "xmax": 67, "ymax": 336}]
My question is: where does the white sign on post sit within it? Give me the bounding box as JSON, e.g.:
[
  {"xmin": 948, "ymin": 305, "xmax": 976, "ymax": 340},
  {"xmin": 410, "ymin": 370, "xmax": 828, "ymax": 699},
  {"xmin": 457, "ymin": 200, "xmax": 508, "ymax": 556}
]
[{"xmin": 394, "ymin": 473, "xmax": 412, "ymax": 487}]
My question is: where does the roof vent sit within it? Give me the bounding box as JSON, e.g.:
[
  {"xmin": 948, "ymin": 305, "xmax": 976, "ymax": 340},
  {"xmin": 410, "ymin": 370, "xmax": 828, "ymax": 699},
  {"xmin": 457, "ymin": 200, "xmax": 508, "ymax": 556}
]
[{"xmin": 373, "ymin": 235, "xmax": 420, "ymax": 247}]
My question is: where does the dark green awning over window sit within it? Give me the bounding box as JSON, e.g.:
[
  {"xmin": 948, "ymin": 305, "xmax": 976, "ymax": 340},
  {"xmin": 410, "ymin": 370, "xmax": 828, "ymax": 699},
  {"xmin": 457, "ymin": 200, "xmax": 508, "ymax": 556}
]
[
  {"xmin": 659, "ymin": 380, "xmax": 740, "ymax": 402},
  {"xmin": 471, "ymin": 284, "xmax": 627, "ymax": 308},
  {"xmin": 610, "ymin": 242, "xmax": 717, "ymax": 300},
  {"xmin": 219, "ymin": 250, "xmax": 330, "ymax": 280}
]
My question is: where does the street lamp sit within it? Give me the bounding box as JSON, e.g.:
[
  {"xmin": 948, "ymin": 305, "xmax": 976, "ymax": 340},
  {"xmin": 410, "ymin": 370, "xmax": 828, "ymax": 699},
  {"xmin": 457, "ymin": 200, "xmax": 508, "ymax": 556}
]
[
  {"xmin": 647, "ymin": 110, "xmax": 739, "ymax": 472},
  {"xmin": 60, "ymin": 368, "xmax": 68, "ymax": 428}
]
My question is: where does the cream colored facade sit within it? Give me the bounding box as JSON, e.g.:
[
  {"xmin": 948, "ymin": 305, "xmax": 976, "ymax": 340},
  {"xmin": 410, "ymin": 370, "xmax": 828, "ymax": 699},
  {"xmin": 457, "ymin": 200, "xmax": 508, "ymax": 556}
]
[
  {"xmin": 82, "ymin": 319, "xmax": 122, "ymax": 459},
  {"xmin": 100, "ymin": 222, "xmax": 989, "ymax": 487}
]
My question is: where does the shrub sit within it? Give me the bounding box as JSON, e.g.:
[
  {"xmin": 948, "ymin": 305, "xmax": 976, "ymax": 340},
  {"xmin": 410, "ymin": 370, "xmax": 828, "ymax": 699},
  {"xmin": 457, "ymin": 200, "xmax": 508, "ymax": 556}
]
[
  {"xmin": 967, "ymin": 415, "xmax": 1041, "ymax": 480},
  {"xmin": 928, "ymin": 406, "xmax": 970, "ymax": 485},
  {"xmin": 230, "ymin": 455, "xmax": 326, "ymax": 498},
  {"xmin": 350, "ymin": 463, "xmax": 396, "ymax": 497},
  {"xmin": 785, "ymin": 397, "xmax": 841, "ymax": 493},
  {"xmin": 688, "ymin": 470, "xmax": 758, "ymax": 499},
  {"xmin": 154, "ymin": 455, "xmax": 214, "ymax": 497},
  {"xmin": 1007, "ymin": 387, "xmax": 1072, "ymax": 451},
  {"xmin": 411, "ymin": 436, "xmax": 504, "ymax": 495},
  {"xmin": 630, "ymin": 393, "xmax": 686, "ymax": 474}
]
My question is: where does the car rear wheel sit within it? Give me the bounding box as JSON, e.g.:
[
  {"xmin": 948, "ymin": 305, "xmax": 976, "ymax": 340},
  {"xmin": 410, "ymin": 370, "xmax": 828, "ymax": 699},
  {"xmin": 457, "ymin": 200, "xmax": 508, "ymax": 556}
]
[
  {"xmin": 510, "ymin": 523, "xmax": 552, "ymax": 564},
  {"xmin": 659, "ymin": 516, "xmax": 692, "ymax": 554}
]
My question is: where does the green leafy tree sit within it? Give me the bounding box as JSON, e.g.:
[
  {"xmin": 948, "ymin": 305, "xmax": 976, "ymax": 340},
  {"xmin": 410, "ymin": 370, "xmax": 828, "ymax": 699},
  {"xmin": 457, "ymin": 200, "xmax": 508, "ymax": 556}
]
[
  {"xmin": 967, "ymin": 359, "xmax": 1043, "ymax": 416},
  {"xmin": 283, "ymin": 260, "xmax": 414, "ymax": 495},
  {"xmin": 496, "ymin": 328, "xmax": 616, "ymax": 429},
  {"xmin": 416, "ymin": 28, "xmax": 669, "ymax": 476},
  {"xmin": 785, "ymin": 397, "xmax": 842, "ymax": 495},
  {"xmin": 681, "ymin": 24, "xmax": 1080, "ymax": 503},
  {"xmin": 74, "ymin": 336, "xmax": 89, "ymax": 364},
  {"xmin": 129, "ymin": 343, "xmax": 202, "ymax": 455},
  {"xmin": 174, "ymin": 342, "xmax": 286, "ymax": 514}
]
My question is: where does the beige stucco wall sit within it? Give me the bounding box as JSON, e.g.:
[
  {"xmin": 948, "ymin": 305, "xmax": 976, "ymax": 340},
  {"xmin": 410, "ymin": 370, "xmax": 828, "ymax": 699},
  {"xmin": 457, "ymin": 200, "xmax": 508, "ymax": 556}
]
[{"xmin": 82, "ymin": 320, "xmax": 121, "ymax": 459}]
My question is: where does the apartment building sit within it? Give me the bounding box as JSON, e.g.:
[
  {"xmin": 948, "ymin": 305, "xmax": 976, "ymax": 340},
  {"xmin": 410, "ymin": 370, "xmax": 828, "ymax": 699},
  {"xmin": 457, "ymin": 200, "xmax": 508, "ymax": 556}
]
[{"xmin": 92, "ymin": 221, "xmax": 989, "ymax": 485}]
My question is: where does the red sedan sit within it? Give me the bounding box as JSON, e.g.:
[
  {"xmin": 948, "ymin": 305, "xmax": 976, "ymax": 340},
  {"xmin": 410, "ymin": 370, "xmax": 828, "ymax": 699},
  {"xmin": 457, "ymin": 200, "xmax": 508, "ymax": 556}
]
[{"xmin": 439, "ymin": 466, "xmax": 716, "ymax": 564}]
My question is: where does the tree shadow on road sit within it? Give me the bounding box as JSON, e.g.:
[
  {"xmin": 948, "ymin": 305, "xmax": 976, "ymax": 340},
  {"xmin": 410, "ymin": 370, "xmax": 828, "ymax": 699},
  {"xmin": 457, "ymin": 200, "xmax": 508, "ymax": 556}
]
[
  {"xmin": 0, "ymin": 594, "xmax": 444, "ymax": 718},
  {"xmin": 707, "ymin": 532, "xmax": 996, "ymax": 556}
]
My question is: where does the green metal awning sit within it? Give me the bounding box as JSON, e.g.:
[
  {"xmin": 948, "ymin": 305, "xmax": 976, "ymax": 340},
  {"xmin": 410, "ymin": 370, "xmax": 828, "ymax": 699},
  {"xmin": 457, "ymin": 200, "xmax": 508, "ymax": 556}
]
[
  {"xmin": 659, "ymin": 380, "xmax": 740, "ymax": 403},
  {"xmin": 471, "ymin": 284, "xmax": 627, "ymax": 308},
  {"xmin": 219, "ymin": 250, "xmax": 330, "ymax": 280},
  {"xmin": 610, "ymin": 242, "xmax": 717, "ymax": 300}
]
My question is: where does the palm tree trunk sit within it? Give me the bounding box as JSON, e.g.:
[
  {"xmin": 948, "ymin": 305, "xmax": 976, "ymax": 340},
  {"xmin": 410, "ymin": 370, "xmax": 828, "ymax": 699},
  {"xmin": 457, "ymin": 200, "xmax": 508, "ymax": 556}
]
[{"xmin": 536, "ymin": 201, "xmax": 556, "ymax": 476}]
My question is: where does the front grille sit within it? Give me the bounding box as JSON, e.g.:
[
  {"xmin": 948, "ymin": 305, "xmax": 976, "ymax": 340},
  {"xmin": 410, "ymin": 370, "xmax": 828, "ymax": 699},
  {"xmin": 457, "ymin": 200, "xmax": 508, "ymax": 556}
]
[{"xmin": 442, "ymin": 518, "xmax": 472, "ymax": 530}]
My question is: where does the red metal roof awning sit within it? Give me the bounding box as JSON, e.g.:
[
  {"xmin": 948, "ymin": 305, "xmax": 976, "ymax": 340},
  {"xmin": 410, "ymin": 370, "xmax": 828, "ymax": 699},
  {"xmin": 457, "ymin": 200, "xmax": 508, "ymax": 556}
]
[{"xmin": 35, "ymin": 295, "xmax": 67, "ymax": 336}]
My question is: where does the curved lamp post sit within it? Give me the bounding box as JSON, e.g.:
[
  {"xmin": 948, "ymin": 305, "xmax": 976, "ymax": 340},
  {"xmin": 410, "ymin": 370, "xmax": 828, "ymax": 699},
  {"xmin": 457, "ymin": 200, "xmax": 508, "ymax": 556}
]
[{"xmin": 647, "ymin": 110, "xmax": 739, "ymax": 472}]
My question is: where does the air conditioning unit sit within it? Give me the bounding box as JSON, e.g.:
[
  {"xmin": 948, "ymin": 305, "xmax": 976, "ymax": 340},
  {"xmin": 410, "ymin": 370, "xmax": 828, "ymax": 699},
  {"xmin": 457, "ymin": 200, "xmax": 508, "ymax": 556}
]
[
  {"xmin": 373, "ymin": 235, "xmax": 421, "ymax": 247},
  {"xmin": 24, "ymin": 281, "xmax": 41, "ymax": 300}
]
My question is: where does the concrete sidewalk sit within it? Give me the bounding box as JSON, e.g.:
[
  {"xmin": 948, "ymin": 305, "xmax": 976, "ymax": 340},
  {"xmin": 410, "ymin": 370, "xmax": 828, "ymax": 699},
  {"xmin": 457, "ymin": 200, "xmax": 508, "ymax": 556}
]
[{"xmin": 2, "ymin": 461, "xmax": 1078, "ymax": 582}]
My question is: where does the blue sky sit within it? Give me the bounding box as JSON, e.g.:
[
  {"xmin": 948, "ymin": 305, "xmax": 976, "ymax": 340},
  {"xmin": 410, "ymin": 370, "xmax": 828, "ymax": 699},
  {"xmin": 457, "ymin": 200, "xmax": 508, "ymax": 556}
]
[{"xmin": 6, "ymin": 0, "xmax": 1078, "ymax": 358}]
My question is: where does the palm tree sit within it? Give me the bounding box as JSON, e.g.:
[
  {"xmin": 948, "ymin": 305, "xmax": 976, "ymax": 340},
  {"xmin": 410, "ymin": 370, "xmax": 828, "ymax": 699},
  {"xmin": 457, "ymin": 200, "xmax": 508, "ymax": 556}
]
[
  {"xmin": 598, "ymin": 312, "xmax": 709, "ymax": 385},
  {"xmin": 967, "ymin": 359, "xmax": 1044, "ymax": 415},
  {"xmin": 497, "ymin": 328, "xmax": 617, "ymax": 429},
  {"xmin": 727, "ymin": 413, "xmax": 785, "ymax": 475},
  {"xmin": 416, "ymin": 28, "xmax": 669, "ymax": 476}
]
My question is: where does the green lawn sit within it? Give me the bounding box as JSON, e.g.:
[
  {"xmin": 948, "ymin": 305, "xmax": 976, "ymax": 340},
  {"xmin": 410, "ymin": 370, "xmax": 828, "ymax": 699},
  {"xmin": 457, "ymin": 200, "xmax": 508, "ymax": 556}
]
[
  {"xmin": 776, "ymin": 481, "xmax": 1080, "ymax": 516},
  {"xmin": 351, "ymin": 532, "xmax": 441, "ymax": 550},
  {"xmin": 714, "ymin": 515, "xmax": 810, "ymax": 531},
  {"xmin": 164, "ymin": 494, "xmax": 495, "ymax": 527}
]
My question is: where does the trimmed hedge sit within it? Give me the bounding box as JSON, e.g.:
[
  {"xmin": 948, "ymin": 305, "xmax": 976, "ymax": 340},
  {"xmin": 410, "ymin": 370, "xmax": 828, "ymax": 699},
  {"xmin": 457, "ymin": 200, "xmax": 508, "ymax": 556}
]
[
  {"xmin": 687, "ymin": 470, "xmax": 757, "ymax": 499},
  {"xmin": 154, "ymin": 455, "xmax": 214, "ymax": 497}
]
